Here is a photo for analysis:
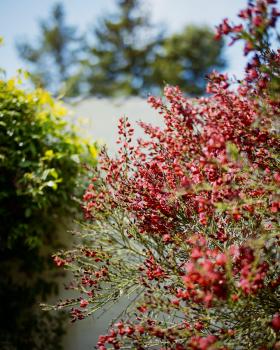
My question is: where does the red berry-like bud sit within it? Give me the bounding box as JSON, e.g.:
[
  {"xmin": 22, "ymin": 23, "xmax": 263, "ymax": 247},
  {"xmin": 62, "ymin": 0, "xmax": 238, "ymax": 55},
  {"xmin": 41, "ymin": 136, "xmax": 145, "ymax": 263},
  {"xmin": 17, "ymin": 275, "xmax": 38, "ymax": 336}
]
[
  {"xmin": 80, "ymin": 299, "xmax": 89, "ymax": 308},
  {"xmin": 271, "ymin": 313, "xmax": 280, "ymax": 331}
]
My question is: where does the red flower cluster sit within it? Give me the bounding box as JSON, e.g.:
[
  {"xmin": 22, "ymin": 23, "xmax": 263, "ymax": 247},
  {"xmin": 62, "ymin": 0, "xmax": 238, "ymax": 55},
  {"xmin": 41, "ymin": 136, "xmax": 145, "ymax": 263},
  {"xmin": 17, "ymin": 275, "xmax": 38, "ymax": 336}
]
[
  {"xmin": 181, "ymin": 237, "xmax": 228, "ymax": 307},
  {"xmin": 178, "ymin": 237, "xmax": 270, "ymax": 309},
  {"xmin": 216, "ymin": 0, "xmax": 280, "ymax": 99},
  {"xmin": 52, "ymin": 1, "xmax": 280, "ymax": 349}
]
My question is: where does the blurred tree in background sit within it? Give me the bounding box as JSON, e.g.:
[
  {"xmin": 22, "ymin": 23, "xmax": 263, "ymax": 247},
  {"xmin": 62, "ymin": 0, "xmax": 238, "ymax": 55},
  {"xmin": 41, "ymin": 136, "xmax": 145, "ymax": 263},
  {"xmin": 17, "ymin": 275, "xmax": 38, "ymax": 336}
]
[
  {"xmin": 16, "ymin": 0, "xmax": 226, "ymax": 98},
  {"xmin": 86, "ymin": 0, "xmax": 160, "ymax": 97},
  {"xmin": 16, "ymin": 3, "xmax": 83, "ymax": 96},
  {"xmin": 151, "ymin": 25, "xmax": 226, "ymax": 96},
  {"xmin": 0, "ymin": 71, "xmax": 97, "ymax": 350}
]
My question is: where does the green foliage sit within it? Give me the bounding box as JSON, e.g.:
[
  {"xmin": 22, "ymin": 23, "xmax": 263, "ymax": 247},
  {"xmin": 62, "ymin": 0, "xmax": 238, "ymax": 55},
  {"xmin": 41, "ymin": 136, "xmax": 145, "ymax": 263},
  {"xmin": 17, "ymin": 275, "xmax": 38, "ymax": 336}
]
[
  {"xmin": 86, "ymin": 2, "xmax": 226, "ymax": 97},
  {"xmin": 0, "ymin": 72, "xmax": 97, "ymax": 349},
  {"xmin": 152, "ymin": 25, "xmax": 226, "ymax": 95},
  {"xmin": 16, "ymin": 1, "xmax": 226, "ymax": 98},
  {"xmin": 86, "ymin": 0, "xmax": 159, "ymax": 97},
  {"xmin": 0, "ymin": 75, "xmax": 96, "ymax": 250}
]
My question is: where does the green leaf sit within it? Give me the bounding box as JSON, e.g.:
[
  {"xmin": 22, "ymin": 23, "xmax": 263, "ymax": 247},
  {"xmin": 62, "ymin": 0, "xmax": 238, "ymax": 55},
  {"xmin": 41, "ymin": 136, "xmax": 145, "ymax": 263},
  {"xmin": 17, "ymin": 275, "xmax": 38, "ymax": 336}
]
[
  {"xmin": 215, "ymin": 202, "xmax": 229, "ymax": 211},
  {"xmin": 41, "ymin": 169, "xmax": 50, "ymax": 181},
  {"xmin": 25, "ymin": 208, "xmax": 32, "ymax": 218},
  {"xmin": 70, "ymin": 154, "xmax": 80, "ymax": 163},
  {"xmin": 226, "ymin": 142, "xmax": 239, "ymax": 162},
  {"xmin": 49, "ymin": 168, "xmax": 58, "ymax": 179},
  {"xmin": 45, "ymin": 180, "xmax": 58, "ymax": 190}
]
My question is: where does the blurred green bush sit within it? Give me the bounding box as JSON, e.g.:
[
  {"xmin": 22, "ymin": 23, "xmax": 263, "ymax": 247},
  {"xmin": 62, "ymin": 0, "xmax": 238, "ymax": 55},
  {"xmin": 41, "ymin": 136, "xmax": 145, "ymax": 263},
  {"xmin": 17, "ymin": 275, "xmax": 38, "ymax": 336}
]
[{"xmin": 0, "ymin": 71, "xmax": 97, "ymax": 349}]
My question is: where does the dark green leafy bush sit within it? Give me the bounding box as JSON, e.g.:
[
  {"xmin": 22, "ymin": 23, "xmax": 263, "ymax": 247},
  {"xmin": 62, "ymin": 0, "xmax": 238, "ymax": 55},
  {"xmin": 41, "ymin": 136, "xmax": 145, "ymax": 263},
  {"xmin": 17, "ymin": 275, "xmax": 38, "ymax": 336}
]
[{"xmin": 0, "ymin": 73, "xmax": 97, "ymax": 350}]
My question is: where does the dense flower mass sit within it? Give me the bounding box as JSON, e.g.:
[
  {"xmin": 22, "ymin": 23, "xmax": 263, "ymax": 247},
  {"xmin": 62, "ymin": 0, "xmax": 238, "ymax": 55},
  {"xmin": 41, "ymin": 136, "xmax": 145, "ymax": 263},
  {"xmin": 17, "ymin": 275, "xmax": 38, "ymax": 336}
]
[{"xmin": 50, "ymin": 1, "xmax": 280, "ymax": 349}]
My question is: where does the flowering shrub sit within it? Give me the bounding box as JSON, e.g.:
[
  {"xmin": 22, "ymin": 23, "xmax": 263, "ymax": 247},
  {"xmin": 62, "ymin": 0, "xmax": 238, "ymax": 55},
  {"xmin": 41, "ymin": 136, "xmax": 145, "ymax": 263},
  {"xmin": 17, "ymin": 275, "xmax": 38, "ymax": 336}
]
[{"xmin": 51, "ymin": 1, "xmax": 280, "ymax": 349}]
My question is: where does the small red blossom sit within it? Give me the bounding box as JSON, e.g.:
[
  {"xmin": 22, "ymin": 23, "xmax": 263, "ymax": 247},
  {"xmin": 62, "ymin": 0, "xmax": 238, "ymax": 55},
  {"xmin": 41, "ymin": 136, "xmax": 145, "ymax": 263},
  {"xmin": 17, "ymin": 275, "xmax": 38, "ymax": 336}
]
[
  {"xmin": 189, "ymin": 335, "xmax": 218, "ymax": 350},
  {"xmin": 53, "ymin": 256, "xmax": 66, "ymax": 267},
  {"xmin": 80, "ymin": 299, "xmax": 89, "ymax": 308},
  {"xmin": 271, "ymin": 313, "xmax": 280, "ymax": 331}
]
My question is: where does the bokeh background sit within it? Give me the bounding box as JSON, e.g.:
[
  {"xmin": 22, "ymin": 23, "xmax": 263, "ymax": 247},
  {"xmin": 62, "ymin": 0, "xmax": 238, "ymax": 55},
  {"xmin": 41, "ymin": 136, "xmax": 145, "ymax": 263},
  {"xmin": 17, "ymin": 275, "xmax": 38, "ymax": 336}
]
[{"xmin": 1, "ymin": 0, "xmax": 247, "ymax": 93}]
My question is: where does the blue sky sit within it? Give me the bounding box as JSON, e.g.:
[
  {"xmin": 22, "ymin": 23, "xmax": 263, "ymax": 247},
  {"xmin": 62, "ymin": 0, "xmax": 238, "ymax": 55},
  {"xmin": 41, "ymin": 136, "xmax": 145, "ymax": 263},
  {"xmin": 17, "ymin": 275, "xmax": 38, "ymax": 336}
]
[{"xmin": 0, "ymin": 0, "xmax": 248, "ymax": 79}]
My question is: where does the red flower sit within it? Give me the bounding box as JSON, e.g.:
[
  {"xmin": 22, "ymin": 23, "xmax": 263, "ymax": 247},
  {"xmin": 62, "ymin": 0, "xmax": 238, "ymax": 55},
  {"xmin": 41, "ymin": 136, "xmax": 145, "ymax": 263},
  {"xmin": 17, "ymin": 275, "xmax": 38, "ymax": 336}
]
[
  {"xmin": 53, "ymin": 256, "xmax": 66, "ymax": 267},
  {"xmin": 271, "ymin": 313, "xmax": 280, "ymax": 331},
  {"xmin": 80, "ymin": 299, "xmax": 89, "ymax": 308}
]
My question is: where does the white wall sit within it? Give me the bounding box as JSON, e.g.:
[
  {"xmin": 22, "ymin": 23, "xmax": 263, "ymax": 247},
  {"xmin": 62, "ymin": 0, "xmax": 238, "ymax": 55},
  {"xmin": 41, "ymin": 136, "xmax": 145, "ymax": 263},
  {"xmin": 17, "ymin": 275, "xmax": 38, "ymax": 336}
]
[{"xmin": 71, "ymin": 96, "xmax": 162, "ymax": 154}]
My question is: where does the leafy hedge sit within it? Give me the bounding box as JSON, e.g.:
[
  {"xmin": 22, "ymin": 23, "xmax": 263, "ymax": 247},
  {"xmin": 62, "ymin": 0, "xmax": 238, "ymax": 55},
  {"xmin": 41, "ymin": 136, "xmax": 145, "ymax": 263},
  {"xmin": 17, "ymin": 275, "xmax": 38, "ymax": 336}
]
[{"xmin": 0, "ymin": 72, "xmax": 97, "ymax": 350}]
